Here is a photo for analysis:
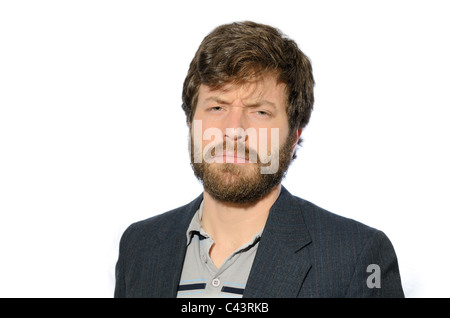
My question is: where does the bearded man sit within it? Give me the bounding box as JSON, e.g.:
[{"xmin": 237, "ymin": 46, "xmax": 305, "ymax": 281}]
[{"xmin": 114, "ymin": 21, "xmax": 404, "ymax": 298}]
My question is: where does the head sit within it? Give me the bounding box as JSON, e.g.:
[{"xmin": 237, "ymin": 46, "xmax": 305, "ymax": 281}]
[{"xmin": 182, "ymin": 21, "xmax": 315, "ymax": 204}]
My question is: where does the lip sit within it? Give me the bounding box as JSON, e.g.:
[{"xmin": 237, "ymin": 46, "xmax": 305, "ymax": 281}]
[{"xmin": 214, "ymin": 152, "xmax": 249, "ymax": 163}]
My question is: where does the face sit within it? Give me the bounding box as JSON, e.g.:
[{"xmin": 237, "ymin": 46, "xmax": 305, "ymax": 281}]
[{"xmin": 189, "ymin": 74, "xmax": 298, "ymax": 204}]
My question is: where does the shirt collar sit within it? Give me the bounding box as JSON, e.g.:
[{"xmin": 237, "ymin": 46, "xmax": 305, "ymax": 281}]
[
  {"xmin": 185, "ymin": 199, "xmax": 264, "ymax": 249},
  {"xmin": 186, "ymin": 200, "xmax": 208, "ymax": 245}
]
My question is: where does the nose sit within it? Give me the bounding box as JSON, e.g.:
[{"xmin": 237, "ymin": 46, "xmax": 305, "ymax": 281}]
[
  {"xmin": 223, "ymin": 107, "xmax": 247, "ymax": 142},
  {"xmin": 225, "ymin": 129, "xmax": 245, "ymax": 142}
]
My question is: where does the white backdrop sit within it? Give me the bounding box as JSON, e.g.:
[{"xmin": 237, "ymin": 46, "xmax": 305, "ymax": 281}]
[{"xmin": 1, "ymin": 0, "xmax": 449, "ymax": 297}]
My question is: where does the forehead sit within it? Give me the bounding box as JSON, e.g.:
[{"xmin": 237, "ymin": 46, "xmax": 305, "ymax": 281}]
[{"xmin": 198, "ymin": 74, "xmax": 287, "ymax": 108}]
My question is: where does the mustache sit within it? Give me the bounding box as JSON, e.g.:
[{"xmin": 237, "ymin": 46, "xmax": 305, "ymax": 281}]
[{"xmin": 204, "ymin": 141, "xmax": 259, "ymax": 162}]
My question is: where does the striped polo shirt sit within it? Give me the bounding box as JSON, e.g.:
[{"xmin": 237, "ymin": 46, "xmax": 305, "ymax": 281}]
[{"xmin": 177, "ymin": 201, "xmax": 262, "ymax": 298}]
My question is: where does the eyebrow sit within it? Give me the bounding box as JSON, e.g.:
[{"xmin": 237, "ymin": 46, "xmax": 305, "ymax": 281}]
[
  {"xmin": 203, "ymin": 96, "xmax": 277, "ymax": 109},
  {"xmin": 204, "ymin": 97, "xmax": 231, "ymax": 105}
]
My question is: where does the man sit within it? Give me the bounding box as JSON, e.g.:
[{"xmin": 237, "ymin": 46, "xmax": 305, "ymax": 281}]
[{"xmin": 114, "ymin": 21, "xmax": 404, "ymax": 298}]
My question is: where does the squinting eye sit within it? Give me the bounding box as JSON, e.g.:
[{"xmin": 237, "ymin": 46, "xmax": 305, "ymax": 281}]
[
  {"xmin": 256, "ymin": 110, "xmax": 270, "ymax": 117},
  {"xmin": 209, "ymin": 106, "xmax": 223, "ymax": 112}
]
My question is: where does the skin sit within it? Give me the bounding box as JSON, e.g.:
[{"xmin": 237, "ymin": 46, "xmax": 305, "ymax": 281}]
[{"xmin": 192, "ymin": 74, "xmax": 301, "ymax": 268}]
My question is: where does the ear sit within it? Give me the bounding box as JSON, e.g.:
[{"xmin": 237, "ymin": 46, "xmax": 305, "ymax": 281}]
[{"xmin": 293, "ymin": 129, "xmax": 302, "ymax": 149}]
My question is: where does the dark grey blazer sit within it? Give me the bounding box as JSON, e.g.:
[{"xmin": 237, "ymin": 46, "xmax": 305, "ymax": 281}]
[{"xmin": 114, "ymin": 186, "xmax": 404, "ymax": 297}]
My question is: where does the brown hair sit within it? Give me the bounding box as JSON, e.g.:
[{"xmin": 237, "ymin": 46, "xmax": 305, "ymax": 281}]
[{"xmin": 182, "ymin": 21, "xmax": 315, "ymax": 136}]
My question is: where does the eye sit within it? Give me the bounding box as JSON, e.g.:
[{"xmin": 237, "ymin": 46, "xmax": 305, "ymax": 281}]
[
  {"xmin": 209, "ymin": 106, "xmax": 223, "ymax": 112},
  {"xmin": 255, "ymin": 110, "xmax": 271, "ymax": 117}
]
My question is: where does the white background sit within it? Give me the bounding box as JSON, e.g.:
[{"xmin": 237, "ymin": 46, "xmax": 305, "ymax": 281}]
[{"xmin": 1, "ymin": 0, "xmax": 449, "ymax": 297}]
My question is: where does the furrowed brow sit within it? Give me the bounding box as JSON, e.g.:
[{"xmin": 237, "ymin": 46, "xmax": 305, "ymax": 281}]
[
  {"xmin": 203, "ymin": 96, "xmax": 277, "ymax": 110},
  {"xmin": 245, "ymin": 100, "xmax": 277, "ymax": 109},
  {"xmin": 204, "ymin": 97, "xmax": 231, "ymax": 105}
]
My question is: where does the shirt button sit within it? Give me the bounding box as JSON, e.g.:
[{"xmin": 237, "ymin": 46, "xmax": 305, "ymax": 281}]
[
  {"xmin": 211, "ymin": 278, "xmax": 221, "ymax": 287},
  {"xmin": 202, "ymin": 254, "xmax": 208, "ymax": 263}
]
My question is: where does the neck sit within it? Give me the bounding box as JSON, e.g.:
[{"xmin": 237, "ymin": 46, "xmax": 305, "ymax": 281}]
[{"xmin": 201, "ymin": 184, "xmax": 281, "ymax": 248}]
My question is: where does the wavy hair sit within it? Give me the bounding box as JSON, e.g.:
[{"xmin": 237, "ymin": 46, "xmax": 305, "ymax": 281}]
[{"xmin": 182, "ymin": 21, "xmax": 315, "ymax": 141}]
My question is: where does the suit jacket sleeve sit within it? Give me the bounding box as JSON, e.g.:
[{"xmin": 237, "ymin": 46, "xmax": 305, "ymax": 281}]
[
  {"xmin": 345, "ymin": 230, "xmax": 404, "ymax": 297},
  {"xmin": 114, "ymin": 224, "xmax": 134, "ymax": 298}
]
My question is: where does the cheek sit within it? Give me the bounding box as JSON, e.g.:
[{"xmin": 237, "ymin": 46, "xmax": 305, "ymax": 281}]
[
  {"xmin": 258, "ymin": 124, "xmax": 289, "ymax": 152},
  {"xmin": 191, "ymin": 119, "xmax": 225, "ymax": 153}
]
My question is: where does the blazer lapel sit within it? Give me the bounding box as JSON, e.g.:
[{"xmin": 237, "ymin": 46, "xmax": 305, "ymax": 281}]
[
  {"xmin": 244, "ymin": 186, "xmax": 312, "ymax": 298},
  {"xmin": 152, "ymin": 194, "xmax": 203, "ymax": 298}
]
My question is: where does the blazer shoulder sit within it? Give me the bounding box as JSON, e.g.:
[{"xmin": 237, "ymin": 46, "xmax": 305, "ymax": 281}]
[
  {"xmin": 119, "ymin": 194, "xmax": 203, "ymax": 251},
  {"xmin": 292, "ymin": 194, "xmax": 402, "ymax": 260},
  {"xmin": 290, "ymin": 195, "xmax": 403, "ymax": 297},
  {"xmin": 295, "ymin": 195, "xmax": 379, "ymax": 240}
]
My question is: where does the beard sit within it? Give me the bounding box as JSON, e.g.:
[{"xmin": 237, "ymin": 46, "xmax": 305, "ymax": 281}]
[{"xmin": 190, "ymin": 132, "xmax": 296, "ymax": 204}]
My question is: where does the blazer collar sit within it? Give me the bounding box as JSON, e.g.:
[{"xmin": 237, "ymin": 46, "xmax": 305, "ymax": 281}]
[
  {"xmin": 263, "ymin": 186, "xmax": 311, "ymax": 251},
  {"xmin": 243, "ymin": 186, "xmax": 312, "ymax": 298},
  {"xmin": 157, "ymin": 193, "xmax": 203, "ymax": 297}
]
